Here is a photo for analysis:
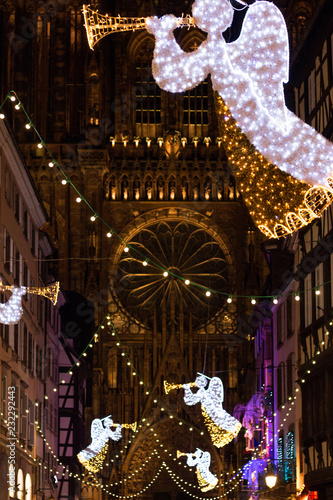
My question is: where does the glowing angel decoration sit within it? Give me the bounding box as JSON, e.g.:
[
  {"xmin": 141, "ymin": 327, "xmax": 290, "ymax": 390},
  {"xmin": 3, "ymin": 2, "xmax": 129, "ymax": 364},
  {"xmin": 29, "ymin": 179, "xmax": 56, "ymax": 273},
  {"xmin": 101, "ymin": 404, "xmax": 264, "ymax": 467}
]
[
  {"xmin": 77, "ymin": 416, "xmax": 137, "ymax": 473},
  {"xmin": 0, "ymin": 287, "xmax": 26, "ymax": 324},
  {"xmin": 177, "ymin": 448, "xmax": 218, "ymax": 492},
  {"xmin": 180, "ymin": 374, "xmax": 241, "ymax": 447},
  {"xmin": 146, "ymin": 0, "xmax": 333, "ymax": 238},
  {"xmin": 0, "ymin": 281, "xmax": 59, "ymax": 325}
]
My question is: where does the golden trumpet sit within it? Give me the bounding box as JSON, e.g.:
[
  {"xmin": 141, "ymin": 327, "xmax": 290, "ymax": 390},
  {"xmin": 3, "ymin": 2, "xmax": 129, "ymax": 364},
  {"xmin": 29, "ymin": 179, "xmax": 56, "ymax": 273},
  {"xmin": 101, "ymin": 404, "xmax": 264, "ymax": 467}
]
[
  {"xmin": 177, "ymin": 450, "xmax": 189, "ymax": 458},
  {"xmin": 0, "ymin": 282, "xmax": 60, "ymax": 305},
  {"xmin": 83, "ymin": 4, "xmax": 195, "ymax": 50},
  {"xmin": 122, "ymin": 422, "xmax": 137, "ymax": 432},
  {"xmin": 164, "ymin": 380, "xmax": 197, "ymax": 394}
]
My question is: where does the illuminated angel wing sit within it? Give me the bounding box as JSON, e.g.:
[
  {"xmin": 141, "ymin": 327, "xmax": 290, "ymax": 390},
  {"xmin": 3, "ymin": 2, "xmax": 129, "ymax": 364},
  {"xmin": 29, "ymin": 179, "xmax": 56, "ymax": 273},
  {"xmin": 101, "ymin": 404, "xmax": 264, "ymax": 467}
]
[
  {"xmin": 208, "ymin": 377, "xmax": 224, "ymax": 404},
  {"xmin": 227, "ymin": 1, "xmax": 289, "ymax": 123},
  {"xmin": 90, "ymin": 418, "xmax": 104, "ymax": 439}
]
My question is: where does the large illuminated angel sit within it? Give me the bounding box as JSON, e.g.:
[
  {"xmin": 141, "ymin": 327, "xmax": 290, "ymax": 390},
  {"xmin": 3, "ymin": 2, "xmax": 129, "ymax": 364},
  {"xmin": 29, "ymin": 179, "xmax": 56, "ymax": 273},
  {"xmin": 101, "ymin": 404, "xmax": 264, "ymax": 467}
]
[
  {"xmin": 0, "ymin": 287, "xmax": 26, "ymax": 324},
  {"xmin": 146, "ymin": 0, "xmax": 333, "ymax": 238},
  {"xmin": 183, "ymin": 375, "xmax": 241, "ymax": 447},
  {"xmin": 178, "ymin": 448, "xmax": 218, "ymax": 492},
  {"xmin": 77, "ymin": 416, "xmax": 123, "ymax": 472}
]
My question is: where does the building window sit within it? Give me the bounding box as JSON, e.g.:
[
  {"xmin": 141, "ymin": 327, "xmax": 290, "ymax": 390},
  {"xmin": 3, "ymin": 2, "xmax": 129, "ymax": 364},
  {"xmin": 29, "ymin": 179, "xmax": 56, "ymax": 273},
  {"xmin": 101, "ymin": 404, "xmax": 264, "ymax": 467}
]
[
  {"xmin": 23, "ymin": 262, "xmax": 28, "ymax": 293},
  {"xmin": 28, "ymin": 400, "xmax": 35, "ymax": 447},
  {"xmin": 70, "ymin": 9, "xmax": 82, "ymax": 54},
  {"xmin": 183, "ymin": 79, "xmax": 209, "ymax": 138},
  {"xmin": 22, "ymin": 324, "xmax": 28, "ymax": 366},
  {"xmin": 1, "ymin": 324, "xmax": 9, "ymax": 344},
  {"xmin": 14, "ymin": 185, "xmax": 20, "ymax": 222},
  {"xmin": 20, "ymin": 391, "xmax": 28, "ymax": 440},
  {"xmin": 88, "ymin": 72, "xmax": 100, "ymax": 125},
  {"xmin": 5, "ymin": 168, "xmax": 12, "ymax": 205},
  {"xmin": 286, "ymin": 353, "xmax": 294, "ymax": 397},
  {"xmin": 17, "ymin": 469, "xmax": 24, "ymax": 500},
  {"xmin": 286, "ymin": 430, "xmax": 295, "ymax": 482},
  {"xmin": 45, "ymin": 398, "xmax": 49, "ymax": 428},
  {"xmin": 4, "ymin": 228, "xmax": 12, "ymax": 273},
  {"xmin": 13, "ymin": 245, "xmax": 20, "ymax": 284},
  {"xmin": 276, "ymin": 306, "xmax": 283, "ymax": 347},
  {"xmin": 36, "ymin": 345, "xmax": 43, "ymax": 379},
  {"xmin": 277, "ymin": 362, "xmax": 284, "ymax": 407},
  {"xmin": 135, "ymin": 41, "xmax": 161, "ymax": 136},
  {"xmin": 278, "ymin": 435, "xmax": 284, "ymax": 477},
  {"xmin": 13, "ymin": 324, "xmax": 18, "ymax": 354},
  {"xmin": 31, "ymin": 226, "xmax": 36, "ymax": 256},
  {"xmin": 1, "ymin": 375, "xmax": 7, "ymax": 419},
  {"xmin": 25, "ymin": 473, "xmax": 32, "ymax": 500},
  {"xmin": 28, "ymin": 333, "xmax": 33, "ymax": 372}
]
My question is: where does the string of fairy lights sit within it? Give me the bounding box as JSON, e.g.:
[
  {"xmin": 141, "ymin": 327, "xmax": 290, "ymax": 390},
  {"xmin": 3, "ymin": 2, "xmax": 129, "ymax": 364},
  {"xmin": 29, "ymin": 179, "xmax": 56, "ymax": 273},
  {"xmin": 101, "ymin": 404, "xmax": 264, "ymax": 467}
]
[
  {"xmin": 1, "ymin": 306, "xmax": 326, "ymax": 496},
  {"xmin": 32, "ymin": 300, "xmax": 306, "ymax": 495},
  {"xmin": 0, "ymin": 90, "xmax": 332, "ymax": 306},
  {"xmin": 2, "ymin": 91, "xmax": 331, "ymax": 495},
  {"xmin": 34, "ymin": 414, "xmax": 249, "ymax": 500},
  {"xmin": 53, "ymin": 312, "xmax": 326, "ymax": 495}
]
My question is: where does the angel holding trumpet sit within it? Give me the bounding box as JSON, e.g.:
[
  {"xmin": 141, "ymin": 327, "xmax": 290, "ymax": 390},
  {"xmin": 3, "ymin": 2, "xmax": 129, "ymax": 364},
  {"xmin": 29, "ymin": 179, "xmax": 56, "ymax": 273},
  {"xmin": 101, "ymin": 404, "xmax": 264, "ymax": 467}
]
[
  {"xmin": 83, "ymin": 0, "xmax": 333, "ymax": 237},
  {"xmin": 77, "ymin": 415, "xmax": 137, "ymax": 472},
  {"xmin": 165, "ymin": 373, "xmax": 241, "ymax": 447},
  {"xmin": 177, "ymin": 448, "xmax": 218, "ymax": 492},
  {"xmin": 145, "ymin": 0, "xmax": 333, "ymax": 237}
]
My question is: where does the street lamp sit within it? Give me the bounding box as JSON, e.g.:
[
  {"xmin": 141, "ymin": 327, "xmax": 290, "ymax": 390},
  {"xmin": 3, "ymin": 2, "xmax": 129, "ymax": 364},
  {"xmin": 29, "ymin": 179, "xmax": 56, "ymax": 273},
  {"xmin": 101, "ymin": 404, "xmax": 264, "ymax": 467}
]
[
  {"xmin": 265, "ymin": 473, "xmax": 277, "ymax": 489},
  {"xmin": 265, "ymin": 462, "xmax": 277, "ymax": 489}
]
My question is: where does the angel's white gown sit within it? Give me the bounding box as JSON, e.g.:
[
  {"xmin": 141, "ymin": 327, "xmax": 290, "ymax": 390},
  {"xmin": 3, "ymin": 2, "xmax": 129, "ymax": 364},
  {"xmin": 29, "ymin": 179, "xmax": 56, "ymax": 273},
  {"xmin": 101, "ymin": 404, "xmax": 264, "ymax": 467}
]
[
  {"xmin": 186, "ymin": 448, "xmax": 218, "ymax": 492},
  {"xmin": 183, "ymin": 376, "xmax": 241, "ymax": 447},
  {"xmin": 77, "ymin": 417, "xmax": 122, "ymax": 472}
]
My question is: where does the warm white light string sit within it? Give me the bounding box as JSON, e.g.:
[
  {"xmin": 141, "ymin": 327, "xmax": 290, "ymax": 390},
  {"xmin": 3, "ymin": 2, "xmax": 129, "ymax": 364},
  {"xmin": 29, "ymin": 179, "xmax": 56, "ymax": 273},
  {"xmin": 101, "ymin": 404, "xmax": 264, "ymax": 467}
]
[
  {"xmin": 146, "ymin": 0, "xmax": 333, "ymax": 188},
  {"xmin": 67, "ymin": 314, "xmax": 329, "ymax": 489},
  {"xmin": 2, "ymin": 91, "xmax": 332, "ymax": 304},
  {"xmin": 34, "ymin": 406, "xmax": 271, "ymax": 496},
  {"xmin": 30, "ymin": 310, "xmax": 328, "ymax": 495}
]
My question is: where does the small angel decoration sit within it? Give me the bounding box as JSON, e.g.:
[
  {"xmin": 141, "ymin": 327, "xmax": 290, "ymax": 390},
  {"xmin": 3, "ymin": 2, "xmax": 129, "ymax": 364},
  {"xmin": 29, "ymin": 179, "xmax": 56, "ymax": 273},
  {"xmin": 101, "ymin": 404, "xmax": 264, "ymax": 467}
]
[
  {"xmin": 146, "ymin": 0, "xmax": 333, "ymax": 237},
  {"xmin": 182, "ymin": 374, "xmax": 241, "ymax": 447},
  {"xmin": 77, "ymin": 416, "xmax": 136, "ymax": 473},
  {"xmin": 0, "ymin": 287, "xmax": 26, "ymax": 325},
  {"xmin": 177, "ymin": 448, "xmax": 218, "ymax": 492}
]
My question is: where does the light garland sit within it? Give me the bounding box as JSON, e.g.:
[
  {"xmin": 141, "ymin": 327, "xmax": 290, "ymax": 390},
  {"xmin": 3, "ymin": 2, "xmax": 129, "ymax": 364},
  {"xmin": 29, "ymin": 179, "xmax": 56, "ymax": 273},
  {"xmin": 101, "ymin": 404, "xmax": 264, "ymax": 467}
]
[
  {"xmin": 2, "ymin": 91, "xmax": 333, "ymax": 299},
  {"xmin": 77, "ymin": 416, "xmax": 136, "ymax": 473},
  {"xmin": 146, "ymin": 0, "xmax": 333, "ymax": 237},
  {"xmin": 182, "ymin": 375, "xmax": 242, "ymax": 447},
  {"xmin": 177, "ymin": 449, "xmax": 218, "ymax": 492}
]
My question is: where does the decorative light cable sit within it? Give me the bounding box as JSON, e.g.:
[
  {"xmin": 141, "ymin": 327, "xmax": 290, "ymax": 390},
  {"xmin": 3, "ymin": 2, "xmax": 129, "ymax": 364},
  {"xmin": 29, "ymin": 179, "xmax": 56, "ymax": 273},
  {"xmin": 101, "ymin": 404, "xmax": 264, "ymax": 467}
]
[
  {"xmin": 3, "ymin": 91, "xmax": 332, "ymax": 303},
  {"xmin": 34, "ymin": 409, "xmax": 265, "ymax": 498},
  {"xmin": 65, "ymin": 313, "xmax": 317, "ymax": 491},
  {"xmin": 146, "ymin": 0, "xmax": 333, "ymax": 238},
  {"xmin": 35, "ymin": 422, "xmax": 165, "ymax": 490},
  {"xmin": 164, "ymin": 463, "xmax": 242, "ymax": 499}
]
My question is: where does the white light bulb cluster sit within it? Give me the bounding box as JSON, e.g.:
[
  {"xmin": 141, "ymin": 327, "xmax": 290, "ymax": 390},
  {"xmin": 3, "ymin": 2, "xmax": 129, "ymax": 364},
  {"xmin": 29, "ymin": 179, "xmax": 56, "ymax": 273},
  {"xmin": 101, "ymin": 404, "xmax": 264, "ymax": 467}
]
[
  {"xmin": 0, "ymin": 287, "xmax": 26, "ymax": 324},
  {"xmin": 183, "ymin": 375, "xmax": 241, "ymax": 447},
  {"xmin": 77, "ymin": 416, "xmax": 123, "ymax": 472},
  {"xmin": 147, "ymin": 0, "xmax": 333, "ymax": 219}
]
